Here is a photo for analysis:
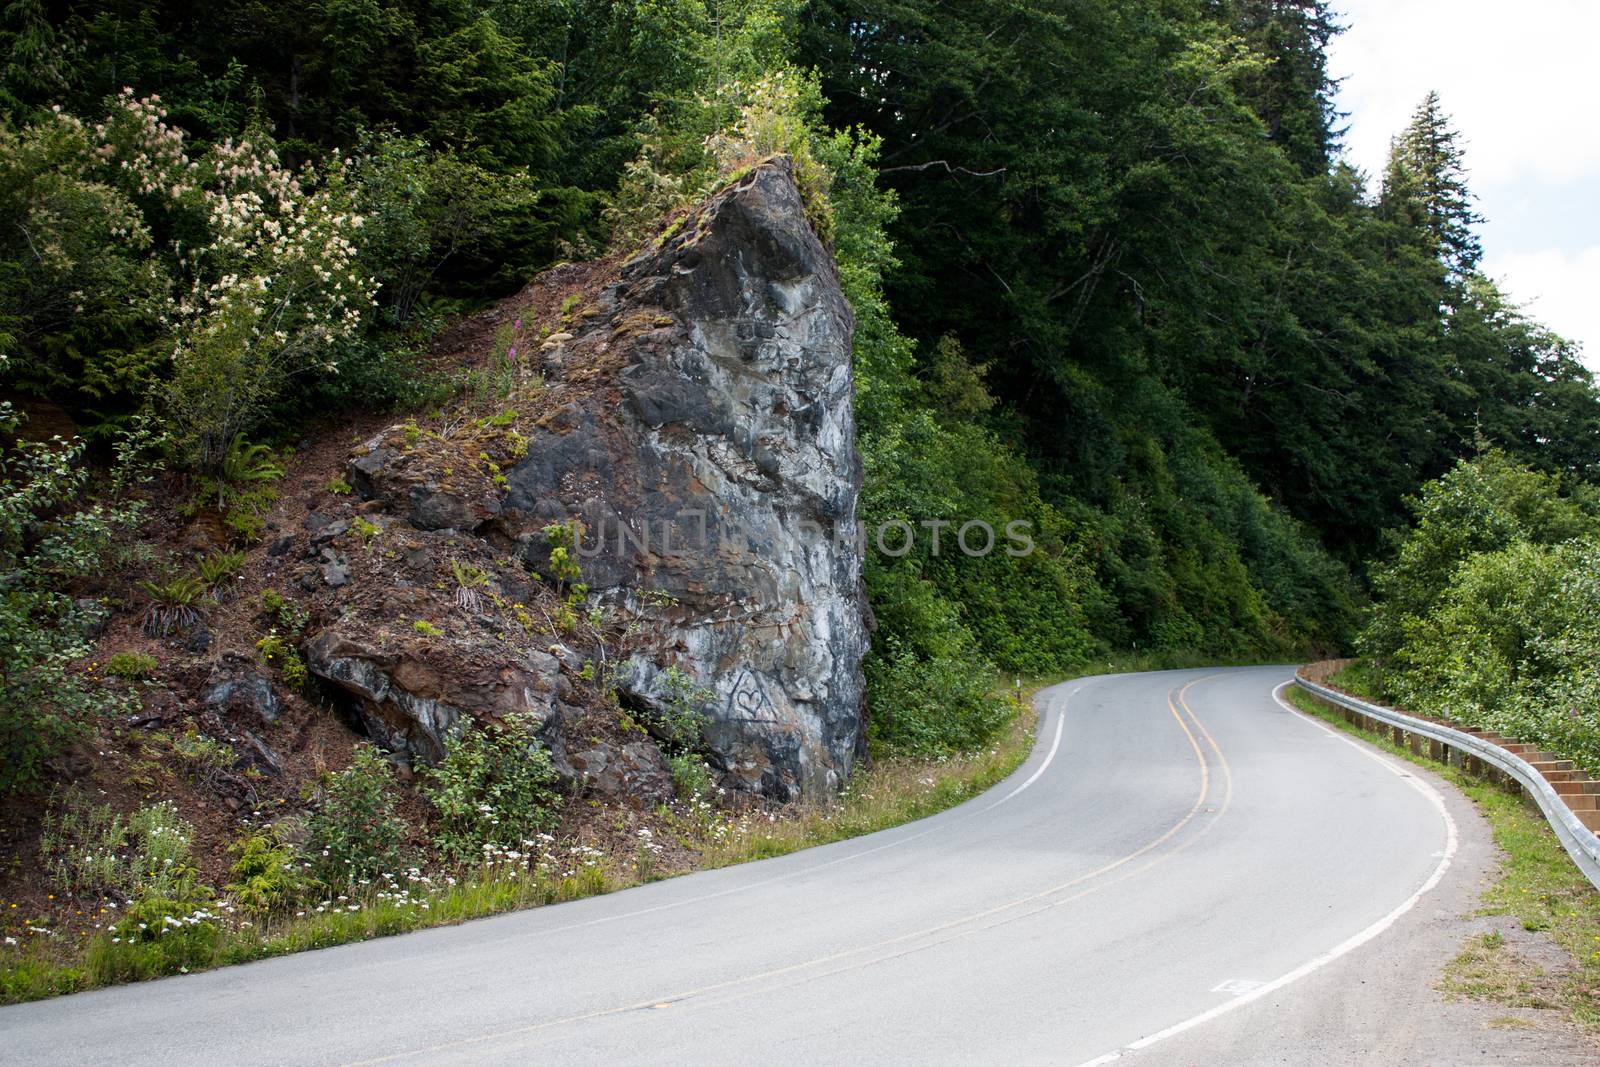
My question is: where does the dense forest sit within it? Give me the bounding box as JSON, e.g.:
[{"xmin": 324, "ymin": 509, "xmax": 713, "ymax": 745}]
[{"xmin": 4, "ymin": 0, "xmax": 1599, "ymax": 770}]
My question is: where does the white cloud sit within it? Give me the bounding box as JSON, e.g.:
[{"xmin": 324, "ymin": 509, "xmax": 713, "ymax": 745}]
[
  {"xmin": 1330, "ymin": 1, "xmax": 1600, "ymax": 190},
  {"xmin": 1483, "ymin": 246, "xmax": 1600, "ymax": 373},
  {"xmin": 1330, "ymin": 1, "xmax": 1600, "ymax": 367}
]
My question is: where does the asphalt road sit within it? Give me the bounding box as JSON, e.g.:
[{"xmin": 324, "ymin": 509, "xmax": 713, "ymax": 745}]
[{"xmin": 2, "ymin": 667, "xmax": 1489, "ymax": 1065}]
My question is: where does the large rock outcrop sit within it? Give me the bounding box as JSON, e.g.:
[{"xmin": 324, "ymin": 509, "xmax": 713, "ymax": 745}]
[{"xmin": 315, "ymin": 157, "xmax": 869, "ymax": 800}]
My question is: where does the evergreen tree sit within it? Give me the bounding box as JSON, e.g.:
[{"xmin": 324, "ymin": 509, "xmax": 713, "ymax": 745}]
[
  {"xmin": 1382, "ymin": 91, "xmax": 1483, "ymax": 274},
  {"xmin": 0, "ymin": 0, "xmax": 71, "ymax": 117},
  {"xmin": 1227, "ymin": 0, "xmax": 1344, "ymax": 175}
]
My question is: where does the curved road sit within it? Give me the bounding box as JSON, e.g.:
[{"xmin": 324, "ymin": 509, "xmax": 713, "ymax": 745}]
[{"xmin": 3, "ymin": 668, "xmax": 1477, "ymax": 1064}]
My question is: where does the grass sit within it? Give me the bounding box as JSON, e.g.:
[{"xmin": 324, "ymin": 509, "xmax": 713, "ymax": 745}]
[
  {"xmin": 1438, "ymin": 930, "xmax": 1563, "ymax": 1009},
  {"xmin": 1285, "ymin": 684, "xmax": 1600, "ymax": 1035},
  {"xmin": 700, "ymin": 694, "xmax": 1037, "ymax": 867}
]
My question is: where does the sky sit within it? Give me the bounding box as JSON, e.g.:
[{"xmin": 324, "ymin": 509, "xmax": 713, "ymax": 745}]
[{"xmin": 1327, "ymin": 0, "xmax": 1600, "ymax": 372}]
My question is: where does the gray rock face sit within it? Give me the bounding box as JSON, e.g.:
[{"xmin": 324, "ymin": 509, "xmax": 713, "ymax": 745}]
[
  {"xmin": 502, "ymin": 158, "xmax": 869, "ymax": 799},
  {"xmin": 328, "ymin": 157, "xmax": 869, "ymax": 801},
  {"xmin": 305, "ymin": 630, "xmax": 566, "ymax": 762}
]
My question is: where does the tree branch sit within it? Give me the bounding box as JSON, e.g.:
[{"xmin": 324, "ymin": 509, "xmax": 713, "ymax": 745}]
[{"xmin": 878, "ymin": 160, "xmax": 1007, "ymax": 178}]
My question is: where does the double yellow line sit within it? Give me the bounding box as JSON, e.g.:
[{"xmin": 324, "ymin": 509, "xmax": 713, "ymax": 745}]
[{"xmin": 1168, "ymin": 675, "xmax": 1235, "ymax": 828}]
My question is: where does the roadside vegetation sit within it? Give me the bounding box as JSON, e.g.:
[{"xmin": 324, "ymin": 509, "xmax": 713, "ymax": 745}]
[
  {"xmin": 0, "ymin": 691, "xmax": 1036, "ymax": 1005},
  {"xmin": 1347, "ymin": 450, "xmax": 1600, "ymax": 775},
  {"xmin": 1286, "ymin": 686, "xmax": 1600, "ymax": 1036}
]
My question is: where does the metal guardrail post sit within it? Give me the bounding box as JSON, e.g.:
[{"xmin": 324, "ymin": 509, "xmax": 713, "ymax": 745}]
[{"xmin": 1293, "ymin": 674, "xmax": 1600, "ymax": 893}]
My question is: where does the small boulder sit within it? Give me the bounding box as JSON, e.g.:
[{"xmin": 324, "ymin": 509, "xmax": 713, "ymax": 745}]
[
  {"xmin": 569, "ymin": 740, "xmax": 672, "ymax": 805},
  {"xmin": 347, "ymin": 446, "xmax": 396, "ymax": 498},
  {"xmin": 321, "ymin": 556, "xmax": 351, "ymax": 587},
  {"xmin": 202, "ymin": 656, "xmax": 281, "ymax": 724}
]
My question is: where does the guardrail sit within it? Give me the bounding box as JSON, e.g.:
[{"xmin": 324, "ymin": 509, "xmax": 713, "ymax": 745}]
[{"xmin": 1293, "ymin": 673, "xmax": 1600, "ymax": 893}]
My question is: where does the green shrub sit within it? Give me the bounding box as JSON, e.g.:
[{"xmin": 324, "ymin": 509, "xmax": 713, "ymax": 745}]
[
  {"xmin": 137, "ymin": 574, "xmax": 206, "ymax": 636},
  {"xmin": 204, "ymin": 440, "xmax": 284, "ymax": 544},
  {"xmin": 866, "ymin": 638, "xmax": 1014, "ymax": 756},
  {"xmin": 220, "ymin": 487, "xmax": 276, "ymax": 544},
  {"xmin": 326, "ymin": 476, "xmax": 353, "ymax": 496},
  {"xmin": 0, "ymin": 395, "xmax": 152, "ymax": 794},
  {"xmin": 104, "ymin": 651, "xmax": 158, "ymax": 682},
  {"xmin": 1360, "ymin": 452, "xmax": 1600, "ymax": 773},
  {"xmin": 418, "ymin": 713, "xmax": 562, "ymax": 864},
  {"xmin": 171, "ymin": 729, "xmax": 237, "ymax": 785},
  {"xmin": 642, "ymin": 666, "xmax": 712, "ymax": 755},
  {"xmin": 224, "ymin": 832, "xmax": 308, "ymax": 916},
  {"xmin": 90, "ymin": 891, "xmax": 221, "ymax": 983},
  {"xmin": 1382, "ymin": 538, "xmax": 1600, "ymax": 772},
  {"xmin": 196, "ymin": 549, "xmax": 247, "ymax": 596},
  {"xmin": 668, "ymin": 753, "xmax": 716, "ymax": 803},
  {"xmin": 450, "ymin": 559, "xmax": 489, "ymax": 613},
  {"xmin": 260, "ymin": 589, "xmax": 310, "ymax": 634},
  {"xmin": 302, "ymin": 745, "xmax": 412, "ymax": 889},
  {"xmin": 1362, "ymin": 450, "xmax": 1594, "ymax": 665},
  {"xmin": 255, "ymin": 630, "xmax": 308, "ymax": 689},
  {"xmin": 351, "ymin": 516, "xmax": 382, "ymax": 548}
]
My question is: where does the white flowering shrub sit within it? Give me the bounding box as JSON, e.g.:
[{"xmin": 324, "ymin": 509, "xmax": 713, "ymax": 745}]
[
  {"xmin": 4, "ymin": 91, "xmax": 378, "ymax": 467},
  {"xmin": 92, "ymin": 91, "xmax": 377, "ymax": 466},
  {"xmin": 0, "ymin": 105, "xmax": 169, "ymax": 421}
]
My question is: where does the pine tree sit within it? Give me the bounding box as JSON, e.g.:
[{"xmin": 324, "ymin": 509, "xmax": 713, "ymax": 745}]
[
  {"xmin": 0, "ymin": 0, "xmax": 72, "ymax": 117},
  {"xmin": 1382, "ymin": 91, "xmax": 1483, "ymax": 274},
  {"xmin": 1228, "ymin": 0, "xmax": 1344, "ymax": 175}
]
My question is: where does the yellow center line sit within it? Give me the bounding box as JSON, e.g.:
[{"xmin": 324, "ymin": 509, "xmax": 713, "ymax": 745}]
[
  {"xmin": 341, "ymin": 675, "xmax": 1232, "ymax": 1066},
  {"xmin": 1178, "ymin": 676, "xmax": 1235, "ymax": 816}
]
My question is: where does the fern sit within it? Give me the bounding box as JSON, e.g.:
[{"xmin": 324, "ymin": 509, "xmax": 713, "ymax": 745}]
[
  {"xmin": 138, "ymin": 576, "xmax": 207, "ymax": 636},
  {"xmin": 216, "ymin": 434, "xmax": 284, "ymax": 508}
]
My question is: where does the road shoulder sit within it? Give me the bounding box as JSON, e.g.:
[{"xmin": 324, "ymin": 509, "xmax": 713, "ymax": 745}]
[{"xmin": 1129, "ymin": 689, "xmax": 1600, "ymax": 1066}]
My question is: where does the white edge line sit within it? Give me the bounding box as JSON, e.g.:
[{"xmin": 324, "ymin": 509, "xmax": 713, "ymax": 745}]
[
  {"xmin": 984, "ymin": 687, "xmax": 1070, "ymax": 809},
  {"xmin": 1070, "ymin": 678, "xmax": 1459, "ymax": 1066}
]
